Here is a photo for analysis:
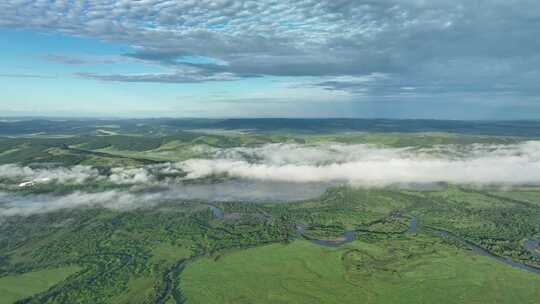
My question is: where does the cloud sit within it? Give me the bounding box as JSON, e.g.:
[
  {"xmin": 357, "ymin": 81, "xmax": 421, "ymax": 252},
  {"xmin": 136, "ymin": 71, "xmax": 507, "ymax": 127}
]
[
  {"xmin": 0, "ymin": 180, "xmax": 329, "ymax": 216},
  {"xmin": 0, "ymin": 164, "xmax": 102, "ymax": 184},
  {"xmin": 108, "ymin": 167, "xmax": 155, "ymax": 184},
  {"xmin": 179, "ymin": 141, "xmax": 540, "ymax": 186},
  {"xmin": 3, "ymin": 141, "xmax": 540, "ymax": 216},
  {"xmin": 77, "ymin": 71, "xmax": 247, "ymax": 84},
  {"xmin": 44, "ymin": 54, "xmax": 119, "ymax": 65},
  {"xmin": 0, "ymin": 74, "xmax": 55, "ymax": 79},
  {"xmin": 0, "ymin": 163, "xmax": 177, "ymax": 186},
  {"xmin": 0, "ymin": 190, "xmax": 163, "ymax": 216},
  {"xmin": 1, "ymin": 0, "xmax": 539, "ymax": 104},
  {"xmin": 4, "ymin": 141, "xmax": 540, "ymax": 189}
]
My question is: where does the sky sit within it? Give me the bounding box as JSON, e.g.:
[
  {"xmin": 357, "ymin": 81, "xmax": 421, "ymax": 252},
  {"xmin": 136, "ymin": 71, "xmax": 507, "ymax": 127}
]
[{"xmin": 0, "ymin": 0, "xmax": 539, "ymax": 119}]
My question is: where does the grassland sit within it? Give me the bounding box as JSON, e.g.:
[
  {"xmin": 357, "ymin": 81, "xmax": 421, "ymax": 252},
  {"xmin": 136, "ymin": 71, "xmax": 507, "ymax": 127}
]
[
  {"xmin": 0, "ymin": 128, "xmax": 527, "ymax": 167},
  {"xmin": 0, "ymin": 184, "xmax": 539, "ymax": 303},
  {"xmin": 0, "ymin": 266, "xmax": 80, "ymax": 304},
  {"xmin": 1, "ymin": 120, "xmax": 540, "ymax": 303},
  {"xmin": 181, "ymin": 238, "xmax": 540, "ymax": 304},
  {"xmin": 1, "ymin": 185, "xmax": 539, "ymax": 303}
]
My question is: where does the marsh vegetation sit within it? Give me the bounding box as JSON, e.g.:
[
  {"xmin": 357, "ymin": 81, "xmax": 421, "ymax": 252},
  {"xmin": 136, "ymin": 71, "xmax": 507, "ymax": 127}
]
[{"xmin": 1, "ymin": 119, "xmax": 539, "ymax": 303}]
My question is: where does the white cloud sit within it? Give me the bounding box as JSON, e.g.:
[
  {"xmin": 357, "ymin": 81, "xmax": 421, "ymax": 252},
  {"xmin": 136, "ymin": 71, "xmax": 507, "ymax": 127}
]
[
  {"xmin": 0, "ymin": 164, "xmax": 102, "ymax": 184},
  {"xmin": 0, "ymin": 163, "xmax": 183, "ymax": 186},
  {"xmin": 0, "ymin": 180, "xmax": 328, "ymax": 216},
  {"xmin": 180, "ymin": 141, "xmax": 540, "ymax": 186},
  {"xmin": 0, "ymin": 190, "xmax": 162, "ymax": 216},
  {"xmin": 108, "ymin": 167, "xmax": 155, "ymax": 184},
  {"xmin": 3, "ymin": 141, "xmax": 540, "ymax": 216}
]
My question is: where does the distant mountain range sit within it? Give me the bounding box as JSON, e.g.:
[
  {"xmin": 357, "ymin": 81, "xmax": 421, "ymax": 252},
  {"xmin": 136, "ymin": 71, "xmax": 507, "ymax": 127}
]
[{"xmin": 1, "ymin": 118, "xmax": 540, "ymax": 137}]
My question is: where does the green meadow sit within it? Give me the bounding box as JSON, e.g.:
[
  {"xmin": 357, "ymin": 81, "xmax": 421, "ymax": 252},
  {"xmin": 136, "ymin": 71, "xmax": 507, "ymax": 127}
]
[
  {"xmin": 182, "ymin": 238, "xmax": 540, "ymax": 304},
  {"xmin": 0, "ymin": 267, "xmax": 80, "ymax": 304},
  {"xmin": 1, "ymin": 120, "xmax": 540, "ymax": 303}
]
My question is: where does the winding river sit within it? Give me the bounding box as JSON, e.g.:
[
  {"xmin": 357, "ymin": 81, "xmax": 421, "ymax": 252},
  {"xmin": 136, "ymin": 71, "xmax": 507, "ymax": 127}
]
[
  {"xmin": 207, "ymin": 204, "xmax": 540, "ymax": 276},
  {"xmin": 427, "ymin": 227, "xmax": 540, "ymax": 275},
  {"xmin": 294, "ymin": 224, "xmax": 356, "ymax": 247},
  {"xmin": 298, "ymin": 216, "xmax": 418, "ymax": 248}
]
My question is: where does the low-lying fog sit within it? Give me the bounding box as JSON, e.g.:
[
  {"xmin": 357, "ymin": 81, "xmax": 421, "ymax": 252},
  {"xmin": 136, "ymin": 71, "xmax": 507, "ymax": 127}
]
[
  {"xmin": 0, "ymin": 180, "xmax": 332, "ymax": 216},
  {"xmin": 1, "ymin": 141, "xmax": 540, "ymax": 216},
  {"xmin": 184, "ymin": 141, "xmax": 540, "ymax": 185}
]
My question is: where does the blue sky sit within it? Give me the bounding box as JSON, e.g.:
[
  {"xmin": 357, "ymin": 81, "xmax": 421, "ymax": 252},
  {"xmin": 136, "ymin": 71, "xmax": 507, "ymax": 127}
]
[{"xmin": 1, "ymin": 1, "xmax": 539, "ymax": 119}]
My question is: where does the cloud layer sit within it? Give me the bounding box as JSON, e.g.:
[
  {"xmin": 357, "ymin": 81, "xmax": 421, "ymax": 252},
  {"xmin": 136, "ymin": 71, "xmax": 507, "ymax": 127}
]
[
  {"xmin": 3, "ymin": 142, "xmax": 540, "ymax": 188},
  {"xmin": 0, "ymin": 164, "xmax": 102, "ymax": 184},
  {"xmin": 0, "ymin": 163, "xmax": 183, "ymax": 187},
  {"xmin": 180, "ymin": 142, "xmax": 540, "ymax": 186},
  {"xmin": 0, "ymin": 180, "xmax": 329, "ymax": 216},
  {"xmin": 2, "ymin": 141, "xmax": 540, "ymax": 216},
  {"xmin": 1, "ymin": 0, "xmax": 540, "ymax": 108}
]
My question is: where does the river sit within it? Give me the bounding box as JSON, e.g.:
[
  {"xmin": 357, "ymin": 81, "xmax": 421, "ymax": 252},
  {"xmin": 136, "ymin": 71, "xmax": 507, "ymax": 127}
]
[
  {"xmin": 428, "ymin": 227, "xmax": 540, "ymax": 275},
  {"xmin": 207, "ymin": 204, "xmax": 224, "ymax": 219},
  {"xmin": 208, "ymin": 204, "xmax": 540, "ymax": 276},
  {"xmin": 523, "ymin": 239, "xmax": 540, "ymax": 258}
]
